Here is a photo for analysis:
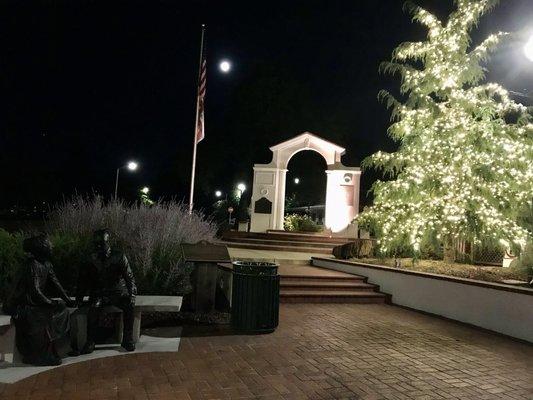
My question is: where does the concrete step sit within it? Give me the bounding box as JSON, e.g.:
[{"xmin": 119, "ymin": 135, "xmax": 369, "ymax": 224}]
[
  {"xmin": 223, "ymin": 231, "xmax": 352, "ymax": 245},
  {"xmin": 222, "ymin": 236, "xmax": 339, "ymax": 249},
  {"xmin": 280, "ymin": 290, "xmax": 387, "ymax": 303},
  {"xmin": 220, "ymin": 241, "xmax": 333, "ymax": 254},
  {"xmin": 266, "ymin": 230, "xmax": 350, "ymax": 241},
  {"xmin": 281, "ymin": 274, "xmax": 366, "ymax": 282},
  {"xmin": 280, "ymin": 281, "xmax": 377, "ymax": 291}
]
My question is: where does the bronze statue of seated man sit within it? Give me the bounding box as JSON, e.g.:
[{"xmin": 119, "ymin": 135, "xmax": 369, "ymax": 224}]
[
  {"xmin": 73, "ymin": 229, "xmax": 137, "ymax": 354},
  {"xmin": 3, "ymin": 235, "xmax": 74, "ymax": 366}
]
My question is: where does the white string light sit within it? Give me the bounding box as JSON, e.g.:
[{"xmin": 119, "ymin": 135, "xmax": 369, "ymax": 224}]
[{"xmin": 358, "ymin": 0, "xmax": 533, "ymax": 255}]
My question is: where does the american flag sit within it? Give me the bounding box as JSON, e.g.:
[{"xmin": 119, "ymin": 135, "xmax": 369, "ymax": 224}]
[{"xmin": 196, "ymin": 57, "xmax": 206, "ymax": 143}]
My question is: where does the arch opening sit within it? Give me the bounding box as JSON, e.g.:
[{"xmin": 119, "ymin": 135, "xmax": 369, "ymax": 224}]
[{"xmin": 285, "ymin": 150, "xmax": 327, "ymax": 226}]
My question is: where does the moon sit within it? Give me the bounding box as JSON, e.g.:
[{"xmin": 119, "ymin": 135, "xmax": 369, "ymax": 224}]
[{"xmin": 219, "ymin": 60, "xmax": 231, "ymax": 73}]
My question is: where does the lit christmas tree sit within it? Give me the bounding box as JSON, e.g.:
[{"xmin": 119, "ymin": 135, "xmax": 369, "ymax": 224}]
[{"xmin": 358, "ymin": 0, "xmax": 533, "ymax": 262}]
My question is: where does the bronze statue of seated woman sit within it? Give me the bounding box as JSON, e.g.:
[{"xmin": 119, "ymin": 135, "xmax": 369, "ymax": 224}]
[{"xmin": 3, "ymin": 234, "xmax": 74, "ymax": 366}]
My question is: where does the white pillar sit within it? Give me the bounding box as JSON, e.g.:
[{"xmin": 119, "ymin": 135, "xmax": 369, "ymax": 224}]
[
  {"xmin": 274, "ymin": 169, "xmax": 287, "ymax": 230},
  {"xmin": 250, "ymin": 166, "xmax": 287, "ymax": 232},
  {"xmin": 324, "ymin": 169, "xmax": 361, "ymax": 237}
]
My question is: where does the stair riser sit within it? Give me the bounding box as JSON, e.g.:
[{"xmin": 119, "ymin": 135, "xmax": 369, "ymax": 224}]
[
  {"xmin": 265, "ymin": 230, "xmax": 355, "ymax": 242},
  {"xmin": 280, "ymin": 297, "xmax": 386, "ymax": 304},
  {"xmin": 223, "ymin": 232, "xmax": 351, "ymax": 244},
  {"xmin": 223, "ymin": 237, "xmax": 338, "ymax": 249},
  {"xmin": 223, "ymin": 243, "xmax": 333, "ymax": 254},
  {"xmin": 281, "ymin": 285, "xmax": 376, "ymax": 292},
  {"xmin": 282, "ymin": 276, "xmax": 366, "ymax": 282}
]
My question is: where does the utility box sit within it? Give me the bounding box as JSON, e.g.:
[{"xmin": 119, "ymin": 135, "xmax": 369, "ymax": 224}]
[{"xmin": 181, "ymin": 242, "xmax": 231, "ymax": 313}]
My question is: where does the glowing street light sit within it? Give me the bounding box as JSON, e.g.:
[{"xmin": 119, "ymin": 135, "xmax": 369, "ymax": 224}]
[
  {"xmin": 115, "ymin": 160, "xmax": 139, "ymax": 199},
  {"xmin": 141, "ymin": 186, "xmax": 150, "ymax": 194},
  {"xmin": 219, "ymin": 60, "xmax": 231, "ymax": 73},
  {"xmin": 236, "ymin": 183, "xmax": 246, "ymax": 199},
  {"xmin": 294, "ymin": 177, "xmax": 300, "ymax": 184},
  {"xmin": 215, "ymin": 190, "xmax": 222, "ymax": 198},
  {"xmin": 524, "ymin": 34, "xmax": 533, "ymax": 62}
]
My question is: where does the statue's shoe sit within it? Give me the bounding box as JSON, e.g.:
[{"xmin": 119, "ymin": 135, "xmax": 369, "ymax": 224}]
[
  {"xmin": 80, "ymin": 341, "xmax": 95, "ymax": 355},
  {"xmin": 24, "ymin": 355, "xmax": 62, "ymax": 366},
  {"xmin": 121, "ymin": 342, "xmax": 135, "ymax": 352}
]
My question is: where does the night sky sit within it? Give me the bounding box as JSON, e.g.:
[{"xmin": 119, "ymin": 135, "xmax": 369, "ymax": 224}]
[{"xmin": 1, "ymin": 0, "xmax": 532, "ymax": 212}]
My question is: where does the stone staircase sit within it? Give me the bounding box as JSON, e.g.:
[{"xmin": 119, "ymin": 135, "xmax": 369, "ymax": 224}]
[
  {"xmin": 222, "ymin": 231, "xmax": 388, "ymax": 304},
  {"xmin": 221, "ymin": 231, "xmax": 352, "ymax": 254},
  {"xmin": 280, "ymin": 268, "xmax": 387, "ymax": 303}
]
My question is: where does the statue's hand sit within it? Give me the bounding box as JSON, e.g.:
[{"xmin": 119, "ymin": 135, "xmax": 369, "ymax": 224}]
[
  {"xmin": 51, "ymin": 298, "xmax": 65, "ymax": 308},
  {"xmin": 65, "ymin": 298, "xmax": 77, "ymax": 308}
]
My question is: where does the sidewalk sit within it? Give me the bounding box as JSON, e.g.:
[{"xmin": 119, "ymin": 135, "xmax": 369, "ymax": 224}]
[{"xmin": 1, "ymin": 303, "xmax": 531, "ymax": 399}]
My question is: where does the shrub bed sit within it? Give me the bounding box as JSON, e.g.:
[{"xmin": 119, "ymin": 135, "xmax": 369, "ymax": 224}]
[
  {"xmin": 283, "ymin": 214, "xmax": 321, "ymax": 232},
  {"xmin": 0, "ymin": 196, "xmax": 217, "ymax": 302},
  {"xmin": 356, "ymin": 257, "xmax": 529, "ymax": 284}
]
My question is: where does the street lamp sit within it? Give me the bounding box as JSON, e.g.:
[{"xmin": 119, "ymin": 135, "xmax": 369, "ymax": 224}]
[
  {"xmin": 114, "ymin": 160, "xmax": 139, "ymax": 199},
  {"xmin": 236, "ymin": 183, "xmax": 246, "ymax": 198},
  {"xmin": 294, "ymin": 177, "xmax": 300, "ymax": 184},
  {"xmin": 141, "ymin": 186, "xmax": 149, "ymax": 194},
  {"xmin": 524, "ymin": 34, "xmax": 533, "ymax": 62},
  {"xmin": 215, "ymin": 190, "xmax": 222, "ymax": 198}
]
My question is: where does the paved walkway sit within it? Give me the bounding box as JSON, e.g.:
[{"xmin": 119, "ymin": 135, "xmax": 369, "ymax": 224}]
[{"xmin": 1, "ymin": 304, "xmax": 532, "ymax": 400}]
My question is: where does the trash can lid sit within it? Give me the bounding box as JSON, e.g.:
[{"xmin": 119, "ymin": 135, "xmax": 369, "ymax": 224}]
[{"xmin": 232, "ymin": 261, "xmax": 278, "ymax": 276}]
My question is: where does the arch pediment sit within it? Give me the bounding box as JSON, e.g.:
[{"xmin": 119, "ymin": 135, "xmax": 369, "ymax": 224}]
[{"xmin": 265, "ymin": 132, "xmax": 346, "ymax": 169}]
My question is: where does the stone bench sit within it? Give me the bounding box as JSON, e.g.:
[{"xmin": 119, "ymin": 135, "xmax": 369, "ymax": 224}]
[
  {"xmin": 132, "ymin": 296, "xmax": 183, "ymax": 341},
  {"xmin": 72, "ymin": 295, "xmax": 183, "ymax": 350},
  {"xmin": 1, "ymin": 295, "xmax": 182, "ymax": 363},
  {"xmin": 0, "ymin": 314, "xmax": 17, "ymax": 363}
]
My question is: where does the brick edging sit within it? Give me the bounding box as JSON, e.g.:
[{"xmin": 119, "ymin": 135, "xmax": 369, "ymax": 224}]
[{"xmin": 312, "ymin": 257, "xmax": 533, "ymax": 296}]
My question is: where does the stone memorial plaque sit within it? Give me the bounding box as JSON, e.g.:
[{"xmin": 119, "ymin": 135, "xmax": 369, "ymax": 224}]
[{"xmin": 254, "ymin": 197, "xmax": 272, "ymax": 214}]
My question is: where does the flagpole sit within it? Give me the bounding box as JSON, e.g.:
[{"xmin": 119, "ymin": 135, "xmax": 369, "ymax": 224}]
[{"xmin": 188, "ymin": 24, "xmax": 206, "ymax": 214}]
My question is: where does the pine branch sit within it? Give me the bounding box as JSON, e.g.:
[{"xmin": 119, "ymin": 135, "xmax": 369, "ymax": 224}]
[
  {"xmin": 403, "ymin": 1, "xmax": 442, "ymax": 33},
  {"xmin": 377, "ymin": 90, "xmax": 404, "ymax": 121},
  {"xmin": 468, "ymin": 32, "xmax": 508, "ymax": 63},
  {"xmin": 379, "ymin": 61, "xmax": 420, "ymax": 78},
  {"xmin": 392, "ymin": 41, "xmax": 429, "ymax": 62}
]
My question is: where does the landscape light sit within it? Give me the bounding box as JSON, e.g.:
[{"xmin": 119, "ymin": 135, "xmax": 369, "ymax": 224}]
[
  {"xmin": 215, "ymin": 190, "xmax": 222, "ymax": 197},
  {"xmin": 141, "ymin": 186, "xmax": 149, "ymax": 194},
  {"xmin": 237, "ymin": 183, "xmax": 246, "ymax": 192}
]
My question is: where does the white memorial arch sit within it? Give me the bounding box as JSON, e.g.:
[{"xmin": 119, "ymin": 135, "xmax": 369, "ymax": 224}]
[{"xmin": 250, "ymin": 132, "xmax": 361, "ymax": 237}]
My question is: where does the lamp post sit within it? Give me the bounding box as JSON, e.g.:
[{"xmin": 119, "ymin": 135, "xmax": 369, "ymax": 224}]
[
  {"xmin": 227, "ymin": 206, "xmax": 234, "ymax": 225},
  {"xmin": 114, "ymin": 161, "xmax": 138, "ymax": 199}
]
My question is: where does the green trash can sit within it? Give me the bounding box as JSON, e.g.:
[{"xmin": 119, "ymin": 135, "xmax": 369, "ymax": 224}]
[{"xmin": 231, "ymin": 261, "xmax": 280, "ymax": 333}]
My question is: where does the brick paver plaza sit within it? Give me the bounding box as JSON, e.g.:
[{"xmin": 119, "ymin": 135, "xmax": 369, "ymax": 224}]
[{"xmin": 1, "ymin": 303, "xmax": 532, "ymax": 400}]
